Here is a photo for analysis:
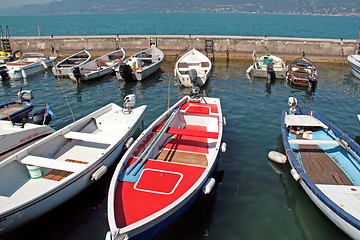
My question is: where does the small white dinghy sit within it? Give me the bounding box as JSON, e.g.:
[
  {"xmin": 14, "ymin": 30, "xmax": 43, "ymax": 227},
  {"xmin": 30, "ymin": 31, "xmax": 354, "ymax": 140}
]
[
  {"xmin": 246, "ymin": 51, "xmax": 286, "ymax": 81},
  {"xmin": 52, "ymin": 50, "xmax": 91, "ymax": 77},
  {"xmin": 347, "ymin": 54, "xmax": 360, "ymax": 79},
  {"xmin": 115, "ymin": 47, "xmax": 164, "ymax": 82},
  {"xmin": 5, "ymin": 53, "xmax": 57, "ymax": 79},
  {"xmin": 0, "ymin": 95, "xmax": 147, "ymax": 235},
  {"xmin": 174, "ymin": 48, "xmax": 212, "ymax": 88},
  {"xmin": 69, "ymin": 49, "xmax": 125, "ymax": 83}
]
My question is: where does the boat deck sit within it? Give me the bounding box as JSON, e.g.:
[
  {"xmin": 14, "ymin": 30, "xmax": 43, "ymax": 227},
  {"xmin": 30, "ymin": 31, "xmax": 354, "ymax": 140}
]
[
  {"xmin": 299, "ymin": 144, "xmax": 353, "ymax": 185},
  {"xmin": 0, "ymin": 103, "xmax": 27, "ymax": 119}
]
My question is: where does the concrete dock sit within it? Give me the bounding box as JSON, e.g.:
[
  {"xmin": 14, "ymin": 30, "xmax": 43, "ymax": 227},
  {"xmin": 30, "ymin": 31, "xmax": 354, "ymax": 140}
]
[{"xmin": 10, "ymin": 35, "xmax": 358, "ymax": 62}]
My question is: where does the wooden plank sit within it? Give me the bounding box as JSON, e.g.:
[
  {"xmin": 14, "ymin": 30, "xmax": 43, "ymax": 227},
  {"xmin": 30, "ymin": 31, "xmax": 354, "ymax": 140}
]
[
  {"xmin": 43, "ymin": 169, "xmax": 72, "ymax": 181},
  {"xmin": 299, "ymin": 144, "xmax": 354, "ymax": 185},
  {"xmin": 156, "ymin": 149, "xmax": 208, "ymax": 167}
]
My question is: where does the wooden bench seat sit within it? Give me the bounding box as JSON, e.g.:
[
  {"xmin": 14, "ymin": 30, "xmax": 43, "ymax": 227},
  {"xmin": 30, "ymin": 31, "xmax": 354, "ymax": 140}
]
[
  {"xmin": 64, "ymin": 131, "xmax": 117, "ymax": 144},
  {"xmin": 289, "ymin": 139, "xmax": 339, "ymax": 146},
  {"xmin": 20, "ymin": 155, "xmax": 87, "ymax": 172}
]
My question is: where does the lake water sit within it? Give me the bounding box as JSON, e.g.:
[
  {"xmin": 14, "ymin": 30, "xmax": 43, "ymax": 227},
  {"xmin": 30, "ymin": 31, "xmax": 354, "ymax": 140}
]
[
  {"xmin": 0, "ymin": 13, "xmax": 360, "ymax": 39},
  {"xmin": 0, "ymin": 11, "xmax": 360, "ymax": 240},
  {"xmin": 0, "ymin": 58, "xmax": 359, "ymax": 240}
]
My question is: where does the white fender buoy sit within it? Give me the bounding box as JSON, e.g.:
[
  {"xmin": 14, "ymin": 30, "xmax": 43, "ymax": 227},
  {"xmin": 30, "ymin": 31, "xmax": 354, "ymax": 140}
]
[
  {"xmin": 221, "ymin": 142, "xmax": 227, "ymax": 153},
  {"xmin": 42, "ymin": 60, "xmax": 48, "ymax": 68},
  {"xmin": 91, "ymin": 166, "xmax": 107, "ymax": 181},
  {"xmin": 223, "ymin": 117, "xmax": 227, "ymax": 127},
  {"xmin": 203, "ymin": 177, "xmax": 216, "ymax": 194},
  {"xmin": 246, "ymin": 65, "xmax": 254, "ymax": 74},
  {"xmin": 124, "ymin": 137, "xmax": 134, "ymax": 150},
  {"xmin": 21, "ymin": 69, "xmax": 27, "ymax": 78},
  {"xmin": 290, "ymin": 168, "xmax": 300, "ymax": 181},
  {"xmin": 268, "ymin": 151, "xmax": 287, "ymax": 164}
]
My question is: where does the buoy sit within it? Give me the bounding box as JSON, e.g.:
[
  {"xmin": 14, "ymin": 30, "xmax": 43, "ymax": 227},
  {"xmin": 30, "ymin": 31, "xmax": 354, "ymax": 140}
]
[
  {"xmin": 91, "ymin": 166, "xmax": 107, "ymax": 181},
  {"xmin": 221, "ymin": 142, "xmax": 227, "ymax": 153},
  {"xmin": 290, "ymin": 168, "xmax": 300, "ymax": 181},
  {"xmin": 21, "ymin": 69, "xmax": 27, "ymax": 78},
  {"xmin": 203, "ymin": 178, "xmax": 216, "ymax": 194},
  {"xmin": 223, "ymin": 117, "xmax": 227, "ymax": 127},
  {"xmin": 41, "ymin": 60, "xmax": 48, "ymax": 69},
  {"xmin": 246, "ymin": 65, "xmax": 254, "ymax": 74},
  {"xmin": 268, "ymin": 151, "xmax": 287, "ymax": 164},
  {"xmin": 124, "ymin": 137, "xmax": 134, "ymax": 150}
]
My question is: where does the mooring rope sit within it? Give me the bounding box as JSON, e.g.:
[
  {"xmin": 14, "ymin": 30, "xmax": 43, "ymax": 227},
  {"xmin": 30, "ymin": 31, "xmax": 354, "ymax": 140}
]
[{"xmin": 52, "ymin": 61, "xmax": 76, "ymax": 122}]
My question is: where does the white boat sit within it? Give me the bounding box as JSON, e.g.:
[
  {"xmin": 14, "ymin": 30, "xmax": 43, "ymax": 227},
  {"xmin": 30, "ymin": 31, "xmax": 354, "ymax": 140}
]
[
  {"xmin": 174, "ymin": 48, "xmax": 212, "ymax": 88},
  {"xmin": 246, "ymin": 52, "xmax": 286, "ymax": 81},
  {"xmin": 0, "ymin": 120, "xmax": 55, "ymax": 155},
  {"xmin": 347, "ymin": 54, "xmax": 360, "ymax": 79},
  {"xmin": 69, "ymin": 49, "xmax": 125, "ymax": 83},
  {"xmin": 52, "ymin": 50, "xmax": 91, "ymax": 77},
  {"xmin": 282, "ymin": 97, "xmax": 360, "ymax": 239},
  {"xmin": 115, "ymin": 47, "xmax": 164, "ymax": 82},
  {"xmin": 5, "ymin": 53, "xmax": 57, "ymax": 79},
  {"xmin": 106, "ymin": 88, "xmax": 225, "ymax": 240},
  {"xmin": 0, "ymin": 96, "xmax": 147, "ymax": 235}
]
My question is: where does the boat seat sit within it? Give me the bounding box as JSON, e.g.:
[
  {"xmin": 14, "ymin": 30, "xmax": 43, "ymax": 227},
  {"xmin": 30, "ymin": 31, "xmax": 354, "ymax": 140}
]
[
  {"xmin": 153, "ymin": 126, "xmax": 218, "ymax": 139},
  {"xmin": 63, "ymin": 131, "xmax": 118, "ymax": 144},
  {"xmin": 288, "ymin": 139, "xmax": 339, "ymax": 145},
  {"xmin": 20, "ymin": 155, "xmax": 87, "ymax": 172},
  {"xmin": 201, "ymin": 62, "xmax": 209, "ymax": 67}
]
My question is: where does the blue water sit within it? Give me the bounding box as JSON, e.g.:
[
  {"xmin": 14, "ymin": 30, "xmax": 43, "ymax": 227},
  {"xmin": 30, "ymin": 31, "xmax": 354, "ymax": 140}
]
[
  {"xmin": 0, "ymin": 12, "xmax": 359, "ymax": 240},
  {"xmin": 0, "ymin": 59, "xmax": 358, "ymax": 240},
  {"xmin": 0, "ymin": 12, "xmax": 359, "ymax": 39}
]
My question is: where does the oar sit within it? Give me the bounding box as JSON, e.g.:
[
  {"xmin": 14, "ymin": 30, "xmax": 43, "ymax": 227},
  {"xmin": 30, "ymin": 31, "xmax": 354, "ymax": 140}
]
[
  {"xmin": 336, "ymin": 139, "xmax": 360, "ymax": 163},
  {"xmin": 121, "ymin": 106, "xmax": 180, "ymax": 182}
]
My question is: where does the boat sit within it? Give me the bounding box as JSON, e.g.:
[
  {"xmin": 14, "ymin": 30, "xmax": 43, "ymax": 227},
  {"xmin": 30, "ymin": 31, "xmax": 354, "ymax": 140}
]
[
  {"xmin": 69, "ymin": 49, "xmax": 125, "ymax": 83},
  {"xmin": 5, "ymin": 53, "xmax": 57, "ymax": 79},
  {"xmin": 0, "ymin": 50, "xmax": 20, "ymax": 64},
  {"xmin": 0, "ymin": 120, "xmax": 55, "ymax": 156},
  {"xmin": 286, "ymin": 56, "xmax": 318, "ymax": 89},
  {"xmin": 52, "ymin": 50, "xmax": 91, "ymax": 77},
  {"xmin": 174, "ymin": 48, "xmax": 212, "ymax": 88},
  {"xmin": 115, "ymin": 47, "xmax": 164, "ymax": 82},
  {"xmin": 106, "ymin": 87, "xmax": 225, "ymax": 240},
  {"xmin": 246, "ymin": 52, "xmax": 286, "ymax": 81},
  {"xmin": 0, "ymin": 89, "xmax": 34, "ymax": 123},
  {"xmin": 281, "ymin": 97, "xmax": 360, "ymax": 239},
  {"xmin": 0, "ymin": 95, "xmax": 147, "ymax": 235},
  {"xmin": 347, "ymin": 54, "xmax": 360, "ymax": 79}
]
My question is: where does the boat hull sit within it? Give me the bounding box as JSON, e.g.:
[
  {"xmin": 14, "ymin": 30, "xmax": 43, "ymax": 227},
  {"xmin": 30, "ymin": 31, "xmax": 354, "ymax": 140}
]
[
  {"xmin": 347, "ymin": 54, "xmax": 360, "ymax": 79},
  {"xmin": 107, "ymin": 96, "xmax": 223, "ymax": 240},
  {"xmin": 281, "ymin": 109, "xmax": 360, "ymax": 238},
  {"xmin": 0, "ymin": 101, "xmax": 34, "ymax": 123},
  {"xmin": 0, "ymin": 103, "xmax": 147, "ymax": 235},
  {"xmin": 6, "ymin": 57, "xmax": 57, "ymax": 79},
  {"xmin": 52, "ymin": 50, "xmax": 91, "ymax": 77}
]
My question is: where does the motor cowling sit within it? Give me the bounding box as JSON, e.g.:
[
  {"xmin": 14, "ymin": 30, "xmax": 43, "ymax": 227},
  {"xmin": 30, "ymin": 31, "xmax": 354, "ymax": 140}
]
[
  {"xmin": 73, "ymin": 67, "xmax": 82, "ymax": 82},
  {"xmin": 118, "ymin": 62, "xmax": 133, "ymax": 83},
  {"xmin": 189, "ymin": 69, "xmax": 197, "ymax": 85},
  {"xmin": 266, "ymin": 62, "xmax": 275, "ymax": 82},
  {"xmin": 28, "ymin": 107, "xmax": 52, "ymax": 125}
]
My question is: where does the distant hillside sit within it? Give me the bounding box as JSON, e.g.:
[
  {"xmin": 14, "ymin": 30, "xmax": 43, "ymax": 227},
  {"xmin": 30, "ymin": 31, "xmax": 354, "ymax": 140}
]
[{"xmin": 0, "ymin": 0, "xmax": 359, "ymax": 16}]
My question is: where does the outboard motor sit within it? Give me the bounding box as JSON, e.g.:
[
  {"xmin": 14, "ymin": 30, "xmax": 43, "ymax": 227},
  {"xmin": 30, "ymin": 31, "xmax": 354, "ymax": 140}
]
[
  {"xmin": 28, "ymin": 107, "xmax": 53, "ymax": 125},
  {"xmin": 288, "ymin": 97, "xmax": 297, "ymax": 115},
  {"xmin": 123, "ymin": 94, "xmax": 136, "ymax": 113},
  {"xmin": 266, "ymin": 61, "xmax": 276, "ymax": 83},
  {"xmin": 118, "ymin": 62, "xmax": 133, "ymax": 83},
  {"xmin": 72, "ymin": 67, "xmax": 82, "ymax": 83},
  {"xmin": 0, "ymin": 65, "xmax": 8, "ymax": 80},
  {"xmin": 189, "ymin": 69, "xmax": 197, "ymax": 86},
  {"xmin": 189, "ymin": 87, "xmax": 201, "ymax": 101},
  {"xmin": 307, "ymin": 72, "xmax": 317, "ymax": 89}
]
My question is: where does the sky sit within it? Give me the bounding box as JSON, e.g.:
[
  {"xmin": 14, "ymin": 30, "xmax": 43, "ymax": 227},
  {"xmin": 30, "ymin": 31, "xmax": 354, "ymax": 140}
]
[{"xmin": 0, "ymin": 0, "xmax": 56, "ymax": 8}]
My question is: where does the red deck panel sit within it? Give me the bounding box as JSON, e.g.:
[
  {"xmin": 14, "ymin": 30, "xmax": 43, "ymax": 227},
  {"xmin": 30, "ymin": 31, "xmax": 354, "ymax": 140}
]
[
  {"xmin": 164, "ymin": 125, "xmax": 209, "ymax": 154},
  {"xmin": 114, "ymin": 159, "xmax": 206, "ymax": 228},
  {"xmin": 180, "ymin": 102, "xmax": 218, "ymax": 114},
  {"xmin": 153, "ymin": 126, "xmax": 218, "ymax": 139}
]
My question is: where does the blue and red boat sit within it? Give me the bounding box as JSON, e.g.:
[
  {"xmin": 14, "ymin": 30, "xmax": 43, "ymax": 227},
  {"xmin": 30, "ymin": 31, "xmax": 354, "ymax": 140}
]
[{"xmin": 106, "ymin": 89, "xmax": 225, "ymax": 240}]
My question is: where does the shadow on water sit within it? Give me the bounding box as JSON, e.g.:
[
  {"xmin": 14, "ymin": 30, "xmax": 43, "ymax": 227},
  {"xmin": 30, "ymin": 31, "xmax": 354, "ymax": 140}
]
[{"xmin": 268, "ymin": 135, "xmax": 351, "ymax": 240}]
